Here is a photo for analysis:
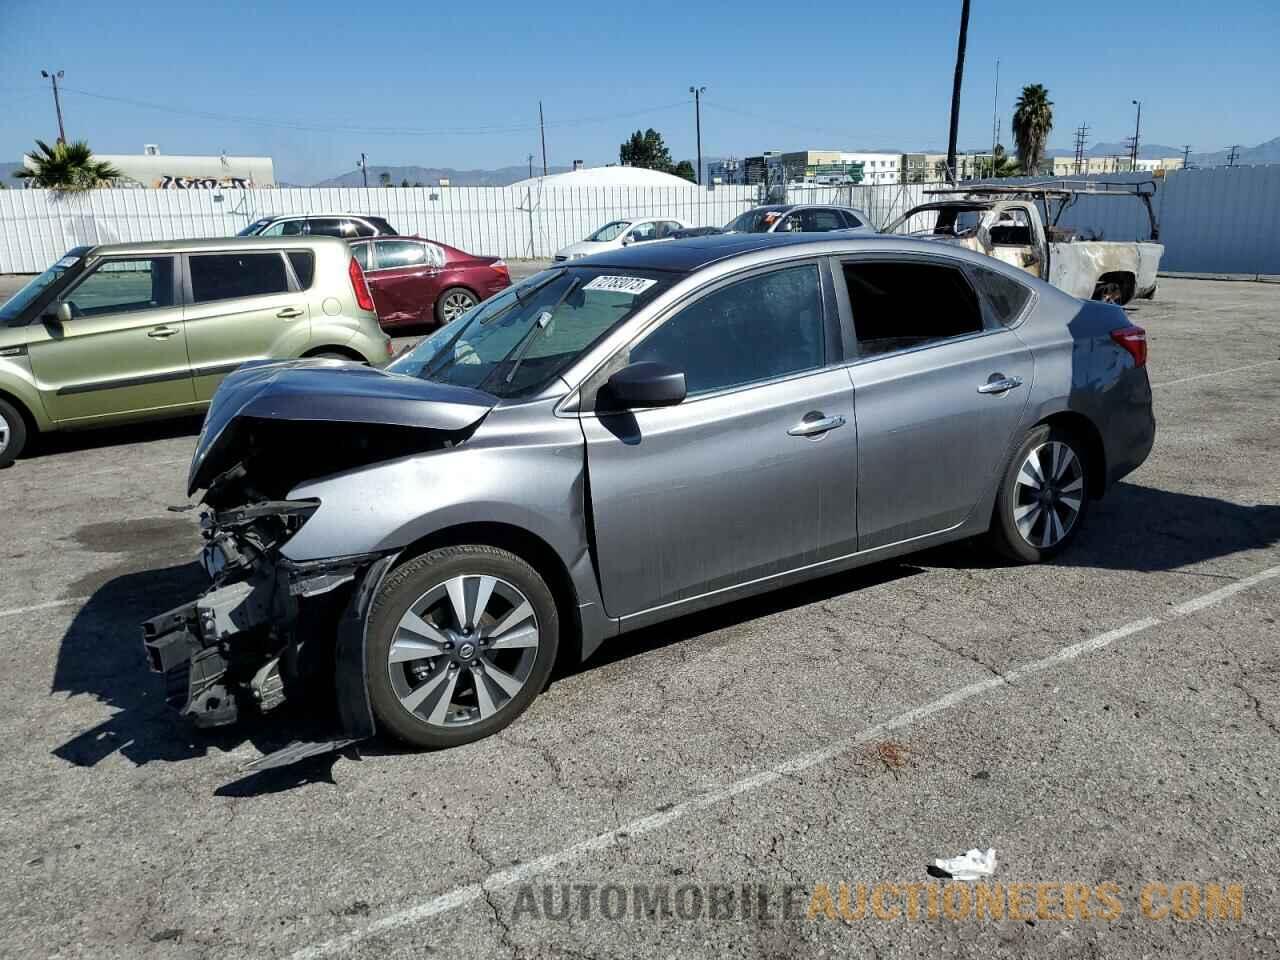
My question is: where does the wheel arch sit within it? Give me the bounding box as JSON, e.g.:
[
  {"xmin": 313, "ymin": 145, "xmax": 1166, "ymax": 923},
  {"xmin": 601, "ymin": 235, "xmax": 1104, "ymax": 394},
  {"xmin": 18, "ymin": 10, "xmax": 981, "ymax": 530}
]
[
  {"xmin": 301, "ymin": 344, "xmax": 364, "ymax": 361},
  {"xmin": 1093, "ymin": 271, "xmax": 1137, "ymax": 305},
  {"xmin": 1035, "ymin": 410, "xmax": 1107, "ymax": 498},
  {"xmin": 0, "ymin": 385, "xmax": 41, "ymax": 437},
  {"xmin": 390, "ymin": 521, "xmax": 584, "ymax": 668}
]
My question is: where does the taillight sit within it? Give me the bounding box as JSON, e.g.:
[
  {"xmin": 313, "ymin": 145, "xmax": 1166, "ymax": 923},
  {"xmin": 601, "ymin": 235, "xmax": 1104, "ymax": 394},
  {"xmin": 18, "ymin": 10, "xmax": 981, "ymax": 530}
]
[
  {"xmin": 490, "ymin": 259, "xmax": 510, "ymax": 276},
  {"xmin": 348, "ymin": 256, "xmax": 376, "ymax": 313},
  {"xmin": 1110, "ymin": 324, "xmax": 1147, "ymax": 367}
]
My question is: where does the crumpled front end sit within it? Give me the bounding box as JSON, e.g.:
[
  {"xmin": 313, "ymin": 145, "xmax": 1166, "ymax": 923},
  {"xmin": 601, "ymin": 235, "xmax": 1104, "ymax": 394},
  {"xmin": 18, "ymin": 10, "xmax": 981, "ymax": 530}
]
[{"xmin": 141, "ymin": 495, "xmax": 388, "ymax": 731}]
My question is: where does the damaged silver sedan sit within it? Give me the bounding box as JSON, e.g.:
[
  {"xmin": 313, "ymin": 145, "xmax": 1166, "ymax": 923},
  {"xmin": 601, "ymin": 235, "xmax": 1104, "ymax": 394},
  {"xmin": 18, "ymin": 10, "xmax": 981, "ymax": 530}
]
[{"xmin": 142, "ymin": 233, "xmax": 1154, "ymax": 757}]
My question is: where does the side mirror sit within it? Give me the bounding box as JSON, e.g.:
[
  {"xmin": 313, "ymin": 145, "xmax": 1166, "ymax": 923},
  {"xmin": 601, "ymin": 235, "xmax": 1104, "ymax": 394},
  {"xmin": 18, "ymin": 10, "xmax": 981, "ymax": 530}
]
[
  {"xmin": 620, "ymin": 235, "xmax": 634, "ymax": 246},
  {"xmin": 48, "ymin": 302, "xmax": 73, "ymax": 324},
  {"xmin": 600, "ymin": 361, "xmax": 686, "ymax": 411}
]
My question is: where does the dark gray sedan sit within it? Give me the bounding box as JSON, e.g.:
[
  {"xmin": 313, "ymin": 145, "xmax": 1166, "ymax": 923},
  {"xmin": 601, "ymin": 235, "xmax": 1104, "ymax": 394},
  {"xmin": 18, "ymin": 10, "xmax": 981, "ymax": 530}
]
[{"xmin": 143, "ymin": 234, "xmax": 1154, "ymax": 759}]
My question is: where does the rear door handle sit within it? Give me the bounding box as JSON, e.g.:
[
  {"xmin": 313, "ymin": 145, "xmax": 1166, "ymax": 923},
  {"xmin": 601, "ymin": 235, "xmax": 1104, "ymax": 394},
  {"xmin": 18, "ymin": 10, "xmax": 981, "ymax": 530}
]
[
  {"xmin": 788, "ymin": 414, "xmax": 846, "ymax": 437},
  {"xmin": 147, "ymin": 326, "xmax": 179, "ymax": 339},
  {"xmin": 277, "ymin": 307, "xmax": 305, "ymax": 319},
  {"xmin": 977, "ymin": 375, "xmax": 1024, "ymax": 394}
]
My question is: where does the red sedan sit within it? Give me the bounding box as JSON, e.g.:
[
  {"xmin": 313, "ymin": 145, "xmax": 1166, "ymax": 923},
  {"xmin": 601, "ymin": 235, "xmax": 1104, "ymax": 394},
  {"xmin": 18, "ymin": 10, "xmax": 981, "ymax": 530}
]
[{"xmin": 350, "ymin": 237, "xmax": 511, "ymax": 329}]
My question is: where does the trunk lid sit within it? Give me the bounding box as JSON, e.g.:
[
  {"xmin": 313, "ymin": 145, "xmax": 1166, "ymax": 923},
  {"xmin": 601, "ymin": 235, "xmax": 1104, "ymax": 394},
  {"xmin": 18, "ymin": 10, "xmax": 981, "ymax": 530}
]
[{"xmin": 189, "ymin": 359, "xmax": 496, "ymax": 494}]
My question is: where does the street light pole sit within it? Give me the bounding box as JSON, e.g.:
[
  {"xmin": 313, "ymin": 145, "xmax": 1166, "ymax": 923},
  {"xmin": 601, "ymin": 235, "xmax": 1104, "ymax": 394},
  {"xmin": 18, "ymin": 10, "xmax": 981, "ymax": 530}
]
[
  {"xmin": 945, "ymin": 0, "xmax": 972, "ymax": 185},
  {"xmin": 358, "ymin": 153, "xmax": 368, "ymax": 188},
  {"xmin": 1130, "ymin": 100, "xmax": 1142, "ymax": 171},
  {"xmin": 689, "ymin": 86, "xmax": 706, "ymax": 185},
  {"xmin": 41, "ymin": 70, "xmax": 66, "ymax": 143}
]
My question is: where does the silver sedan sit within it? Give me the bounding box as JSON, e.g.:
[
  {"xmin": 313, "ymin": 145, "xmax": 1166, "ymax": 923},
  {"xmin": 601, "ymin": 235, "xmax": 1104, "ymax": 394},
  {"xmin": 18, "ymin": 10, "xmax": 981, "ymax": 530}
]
[{"xmin": 143, "ymin": 233, "xmax": 1154, "ymax": 760}]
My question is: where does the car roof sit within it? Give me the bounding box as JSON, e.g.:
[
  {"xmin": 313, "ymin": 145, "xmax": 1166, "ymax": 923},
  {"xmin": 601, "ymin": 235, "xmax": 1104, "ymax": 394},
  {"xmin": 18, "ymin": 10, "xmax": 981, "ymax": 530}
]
[
  {"xmin": 571, "ymin": 232, "xmax": 994, "ymax": 273},
  {"xmin": 253, "ymin": 212, "xmax": 388, "ymax": 220},
  {"xmin": 86, "ymin": 236, "xmax": 351, "ymax": 256}
]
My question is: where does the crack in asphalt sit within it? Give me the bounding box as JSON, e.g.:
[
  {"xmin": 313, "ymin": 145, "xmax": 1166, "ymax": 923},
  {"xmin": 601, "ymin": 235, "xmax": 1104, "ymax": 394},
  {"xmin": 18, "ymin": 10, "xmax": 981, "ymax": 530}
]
[{"xmin": 466, "ymin": 815, "xmax": 522, "ymax": 960}]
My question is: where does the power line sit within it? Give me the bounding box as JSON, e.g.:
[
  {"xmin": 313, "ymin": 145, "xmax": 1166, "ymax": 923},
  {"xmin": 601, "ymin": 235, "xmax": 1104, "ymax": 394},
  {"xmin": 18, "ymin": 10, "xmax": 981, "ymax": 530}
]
[{"xmin": 52, "ymin": 86, "xmax": 690, "ymax": 138}]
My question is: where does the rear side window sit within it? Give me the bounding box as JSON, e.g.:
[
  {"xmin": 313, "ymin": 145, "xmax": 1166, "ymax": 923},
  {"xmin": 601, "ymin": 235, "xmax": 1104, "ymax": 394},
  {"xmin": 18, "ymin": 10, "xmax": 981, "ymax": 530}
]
[
  {"xmin": 973, "ymin": 266, "xmax": 1032, "ymax": 327},
  {"xmin": 190, "ymin": 252, "xmax": 290, "ymax": 303},
  {"xmin": 840, "ymin": 210, "xmax": 864, "ymax": 229},
  {"xmin": 287, "ymin": 251, "xmax": 315, "ymax": 289},
  {"xmin": 307, "ymin": 218, "xmax": 354, "ymax": 238},
  {"xmin": 800, "ymin": 208, "xmax": 844, "ymax": 232},
  {"xmin": 843, "ymin": 260, "xmax": 983, "ymax": 357},
  {"xmin": 351, "ymin": 243, "xmax": 371, "ymax": 271},
  {"xmin": 630, "ymin": 264, "xmax": 825, "ymax": 396},
  {"xmin": 366, "ymin": 217, "xmax": 397, "ymax": 235}
]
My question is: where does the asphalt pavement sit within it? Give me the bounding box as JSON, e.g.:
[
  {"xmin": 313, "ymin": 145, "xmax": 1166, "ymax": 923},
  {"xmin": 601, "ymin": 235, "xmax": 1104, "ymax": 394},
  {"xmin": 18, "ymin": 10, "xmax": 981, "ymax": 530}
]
[{"xmin": 0, "ymin": 277, "xmax": 1277, "ymax": 959}]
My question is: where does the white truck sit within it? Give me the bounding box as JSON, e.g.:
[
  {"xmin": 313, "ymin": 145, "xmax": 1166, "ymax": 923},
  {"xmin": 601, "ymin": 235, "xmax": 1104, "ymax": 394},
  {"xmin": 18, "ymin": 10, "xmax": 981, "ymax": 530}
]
[{"xmin": 887, "ymin": 182, "xmax": 1164, "ymax": 304}]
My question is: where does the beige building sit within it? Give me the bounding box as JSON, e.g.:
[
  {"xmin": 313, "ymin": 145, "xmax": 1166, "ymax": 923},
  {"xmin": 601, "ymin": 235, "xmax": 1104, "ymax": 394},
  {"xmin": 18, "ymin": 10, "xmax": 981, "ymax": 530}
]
[{"xmin": 1050, "ymin": 155, "xmax": 1185, "ymax": 176}]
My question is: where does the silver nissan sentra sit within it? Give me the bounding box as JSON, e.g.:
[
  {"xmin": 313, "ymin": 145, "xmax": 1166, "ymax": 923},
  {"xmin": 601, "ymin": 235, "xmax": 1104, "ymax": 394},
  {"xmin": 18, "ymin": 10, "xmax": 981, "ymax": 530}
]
[{"xmin": 142, "ymin": 233, "xmax": 1154, "ymax": 761}]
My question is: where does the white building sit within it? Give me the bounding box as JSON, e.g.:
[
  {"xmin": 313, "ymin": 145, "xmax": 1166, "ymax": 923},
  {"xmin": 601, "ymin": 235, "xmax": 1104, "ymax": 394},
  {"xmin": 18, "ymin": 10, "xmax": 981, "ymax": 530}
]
[{"xmin": 25, "ymin": 146, "xmax": 277, "ymax": 188}]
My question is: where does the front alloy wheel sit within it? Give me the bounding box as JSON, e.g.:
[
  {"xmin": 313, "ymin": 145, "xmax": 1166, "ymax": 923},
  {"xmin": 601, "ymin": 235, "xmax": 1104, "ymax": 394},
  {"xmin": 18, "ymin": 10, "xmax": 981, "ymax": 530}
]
[{"xmin": 367, "ymin": 546, "xmax": 559, "ymax": 748}]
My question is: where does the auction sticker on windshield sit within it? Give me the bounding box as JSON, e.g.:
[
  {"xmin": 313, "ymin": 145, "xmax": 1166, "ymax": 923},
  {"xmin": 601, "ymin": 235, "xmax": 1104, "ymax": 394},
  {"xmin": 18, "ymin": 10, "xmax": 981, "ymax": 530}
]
[{"xmin": 582, "ymin": 275, "xmax": 658, "ymax": 295}]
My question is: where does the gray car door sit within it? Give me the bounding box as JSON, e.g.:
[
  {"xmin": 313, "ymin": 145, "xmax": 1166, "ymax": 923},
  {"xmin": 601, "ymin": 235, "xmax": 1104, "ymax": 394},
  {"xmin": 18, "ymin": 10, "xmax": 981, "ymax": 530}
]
[
  {"xmin": 579, "ymin": 261, "xmax": 858, "ymax": 621},
  {"xmin": 834, "ymin": 255, "xmax": 1034, "ymax": 550}
]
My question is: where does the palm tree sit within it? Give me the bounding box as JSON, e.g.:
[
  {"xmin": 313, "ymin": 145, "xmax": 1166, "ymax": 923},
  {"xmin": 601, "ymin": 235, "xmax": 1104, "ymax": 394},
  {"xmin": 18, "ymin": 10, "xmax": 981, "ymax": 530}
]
[
  {"xmin": 378, "ymin": 171, "xmax": 392, "ymax": 188},
  {"xmin": 12, "ymin": 140, "xmax": 122, "ymax": 190},
  {"xmin": 1012, "ymin": 84, "xmax": 1054, "ymax": 176}
]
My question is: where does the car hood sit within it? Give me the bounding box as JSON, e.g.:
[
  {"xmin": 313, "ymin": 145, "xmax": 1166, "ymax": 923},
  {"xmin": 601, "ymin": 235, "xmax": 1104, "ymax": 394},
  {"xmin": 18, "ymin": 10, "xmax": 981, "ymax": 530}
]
[
  {"xmin": 188, "ymin": 359, "xmax": 496, "ymax": 494},
  {"xmin": 555, "ymin": 240, "xmax": 614, "ymax": 259}
]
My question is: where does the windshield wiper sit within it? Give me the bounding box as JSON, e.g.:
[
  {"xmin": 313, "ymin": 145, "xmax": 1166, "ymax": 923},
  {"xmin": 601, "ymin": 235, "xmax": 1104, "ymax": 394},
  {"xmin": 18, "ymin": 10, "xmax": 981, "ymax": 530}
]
[
  {"xmin": 487, "ymin": 276, "xmax": 582, "ymax": 390},
  {"xmin": 480, "ymin": 268, "xmax": 566, "ymax": 325}
]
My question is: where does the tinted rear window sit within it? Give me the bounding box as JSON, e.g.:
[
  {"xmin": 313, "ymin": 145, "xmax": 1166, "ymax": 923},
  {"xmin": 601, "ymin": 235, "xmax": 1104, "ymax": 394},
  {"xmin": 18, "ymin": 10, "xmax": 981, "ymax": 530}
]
[
  {"xmin": 190, "ymin": 252, "xmax": 289, "ymax": 303},
  {"xmin": 287, "ymin": 251, "xmax": 315, "ymax": 289}
]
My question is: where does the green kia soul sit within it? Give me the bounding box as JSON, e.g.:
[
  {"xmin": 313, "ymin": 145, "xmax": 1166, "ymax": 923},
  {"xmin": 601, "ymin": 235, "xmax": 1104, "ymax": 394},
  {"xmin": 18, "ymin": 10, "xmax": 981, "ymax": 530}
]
[{"xmin": 0, "ymin": 236, "xmax": 393, "ymax": 466}]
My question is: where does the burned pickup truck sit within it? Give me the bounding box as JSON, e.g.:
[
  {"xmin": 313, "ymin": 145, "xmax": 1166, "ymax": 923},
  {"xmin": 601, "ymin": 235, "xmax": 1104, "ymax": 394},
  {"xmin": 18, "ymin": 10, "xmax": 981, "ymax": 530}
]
[{"xmin": 887, "ymin": 181, "xmax": 1163, "ymax": 305}]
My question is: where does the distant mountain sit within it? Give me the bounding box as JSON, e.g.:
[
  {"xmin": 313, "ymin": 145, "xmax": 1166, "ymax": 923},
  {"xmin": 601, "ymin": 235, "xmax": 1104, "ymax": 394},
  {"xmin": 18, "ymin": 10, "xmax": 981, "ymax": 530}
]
[
  {"xmin": 0, "ymin": 161, "xmax": 25, "ymax": 184},
  {"xmin": 1044, "ymin": 142, "xmax": 1183, "ymax": 160},
  {"xmin": 1187, "ymin": 137, "xmax": 1280, "ymax": 167},
  {"xmin": 314, "ymin": 164, "xmax": 573, "ymax": 187}
]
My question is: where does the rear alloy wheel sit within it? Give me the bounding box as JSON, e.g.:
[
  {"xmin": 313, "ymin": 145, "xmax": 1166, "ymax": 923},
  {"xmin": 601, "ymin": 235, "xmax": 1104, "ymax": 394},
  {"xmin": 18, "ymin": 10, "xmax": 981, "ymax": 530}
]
[
  {"xmin": 988, "ymin": 426, "xmax": 1089, "ymax": 563},
  {"xmin": 366, "ymin": 546, "xmax": 558, "ymax": 748},
  {"xmin": 435, "ymin": 287, "xmax": 478, "ymax": 326},
  {"xmin": 0, "ymin": 397, "xmax": 29, "ymax": 469}
]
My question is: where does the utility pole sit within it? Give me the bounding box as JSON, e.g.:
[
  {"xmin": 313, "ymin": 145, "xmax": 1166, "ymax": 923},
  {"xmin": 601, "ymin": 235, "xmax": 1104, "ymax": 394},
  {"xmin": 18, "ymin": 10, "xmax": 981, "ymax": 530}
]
[
  {"xmin": 357, "ymin": 153, "xmax": 368, "ymax": 188},
  {"xmin": 1181, "ymin": 144, "xmax": 1192, "ymax": 170},
  {"xmin": 944, "ymin": 0, "xmax": 972, "ymax": 185},
  {"xmin": 528, "ymin": 153, "xmax": 534, "ymax": 180},
  {"xmin": 1073, "ymin": 123, "xmax": 1090, "ymax": 175},
  {"xmin": 990, "ymin": 58, "xmax": 1000, "ymax": 178},
  {"xmin": 689, "ymin": 85, "xmax": 706, "ymax": 185},
  {"xmin": 1129, "ymin": 99, "xmax": 1142, "ymax": 171},
  {"xmin": 1226, "ymin": 144, "xmax": 1241, "ymax": 167},
  {"xmin": 539, "ymin": 101, "xmax": 548, "ymax": 177},
  {"xmin": 41, "ymin": 70, "xmax": 66, "ymax": 143}
]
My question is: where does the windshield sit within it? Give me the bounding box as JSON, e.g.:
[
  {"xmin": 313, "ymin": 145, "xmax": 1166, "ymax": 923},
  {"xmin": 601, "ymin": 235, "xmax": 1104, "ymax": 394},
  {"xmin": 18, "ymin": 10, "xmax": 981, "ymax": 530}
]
[
  {"xmin": 236, "ymin": 218, "xmax": 272, "ymax": 237},
  {"xmin": 585, "ymin": 221, "xmax": 631, "ymax": 242},
  {"xmin": 723, "ymin": 208, "xmax": 786, "ymax": 234},
  {"xmin": 0, "ymin": 249, "xmax": 88, "ymax": 323},
  {"xmin": 388, "ymin": 267, "xmax": 673, "ymax": 398}
]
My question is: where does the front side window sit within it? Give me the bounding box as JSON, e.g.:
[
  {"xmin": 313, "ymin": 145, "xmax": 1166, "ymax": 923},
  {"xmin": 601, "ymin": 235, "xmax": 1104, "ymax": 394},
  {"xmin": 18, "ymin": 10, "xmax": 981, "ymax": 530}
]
[
  {"xmin": 236, "ymin": 218, "xmax": 272, "ymax": 237},
  {"xmin": 587, "ymin": 221, "xmax": 630, "ymax": 242},
  {"xmin": 843, "ymin": 259, "xmax": 983, "ymax": 358},
  {"xmin": 626, "ymin": 222, "xmax": 658, "ymax": 243},
  {"xmin": 373, "ymin": 240, "xmax": 428, "ymax": 270},
  {"xmin": 629, "ymin": 264, "xmax": 825, "ymax": 397},
  {"xmin": 62, "ymin": 257, "xmax": 175, "ymax": 317},
  {"xmin": 189, "ymin": 252, "xmax": 289, "ymax": 303},
  {"xmin": 723, "ymin": 207, "xmax": 786, "ymax": 233},
  {"xmin": 389, "ymin": 267, "xmax": 673, "ymax": 398},
  {"xmin": 259, "ymin": 219, "xmax": 304, "ymax": 237}
]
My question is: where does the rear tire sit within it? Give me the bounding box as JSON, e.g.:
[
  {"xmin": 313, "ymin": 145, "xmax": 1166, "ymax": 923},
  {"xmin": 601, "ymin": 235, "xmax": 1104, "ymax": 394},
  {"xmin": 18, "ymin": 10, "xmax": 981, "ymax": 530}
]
[
  {"xmin": 987, "ymin": 425, "xmax": 1090, "ymax": 563},
  {"xmin": 365, "ymin": 545, "xmax": 559, "ymax": 749},
  {"xmin": 434, "ymin": 287, "xmax": 478, "ymax": 326},
  {"xmin": 0, "ymin": 398, "xmax": 29, "ymax": 468}
]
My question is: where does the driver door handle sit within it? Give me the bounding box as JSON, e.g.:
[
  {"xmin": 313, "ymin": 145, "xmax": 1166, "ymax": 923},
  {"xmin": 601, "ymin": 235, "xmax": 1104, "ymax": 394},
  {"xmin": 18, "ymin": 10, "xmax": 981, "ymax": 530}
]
[
  {"xmin": 977, "ymin": 375, "xmax": 1024, "ymax": 394},
  {"xmin": 277, "ymin": 307, "xmax": 305, "ymax": 319},
  {"xmin": 788, "ymin": 414, "xmax": 846, "ymax": 437},
  {"xmin": 147, "ymin": 326, "xmax": 179, "ymax": 339}
]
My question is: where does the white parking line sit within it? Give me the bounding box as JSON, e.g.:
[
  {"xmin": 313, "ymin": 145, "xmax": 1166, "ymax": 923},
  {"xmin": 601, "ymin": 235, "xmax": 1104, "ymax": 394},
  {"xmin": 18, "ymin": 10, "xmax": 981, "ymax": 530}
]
[
  {"xmin": 1152, "ymin": 358, "xmax": 1280, "ymax": 388},
  {"xmin": 289, "ymin": 561, "xmax": 1280, "ymax": 959},
  {"xmin": 0, "ymin": 597, "xmax": 87, "ymax": 619}
]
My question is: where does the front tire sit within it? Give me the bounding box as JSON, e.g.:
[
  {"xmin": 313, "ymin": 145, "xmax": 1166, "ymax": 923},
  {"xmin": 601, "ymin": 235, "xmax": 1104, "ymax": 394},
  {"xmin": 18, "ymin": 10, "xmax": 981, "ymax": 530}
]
[
  {"xmin": 0, "ymin": 398, "xmax": 29, "ymax": 468},
  {"xmin": 366, "ymin": 546, "xmax": 559, "ymax": 749},
  {"xmin": 987, "ymin": 425, "xmax": 1090, "ymax": 563}
]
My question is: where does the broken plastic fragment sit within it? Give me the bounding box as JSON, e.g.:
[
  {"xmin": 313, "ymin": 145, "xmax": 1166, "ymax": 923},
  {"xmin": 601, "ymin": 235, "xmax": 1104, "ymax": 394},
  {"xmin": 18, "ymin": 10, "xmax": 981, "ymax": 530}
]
[{"xmin": 932, "ymin": 848, "xmax": 997, "ymax": 881}]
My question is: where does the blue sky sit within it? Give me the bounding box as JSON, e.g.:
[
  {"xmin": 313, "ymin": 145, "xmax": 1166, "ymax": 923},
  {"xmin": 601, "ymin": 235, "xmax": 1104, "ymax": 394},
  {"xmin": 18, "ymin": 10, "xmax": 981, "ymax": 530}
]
[{"xmin": 1, "ymin": 0, "xmax": 1276, "ymax": 183}]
